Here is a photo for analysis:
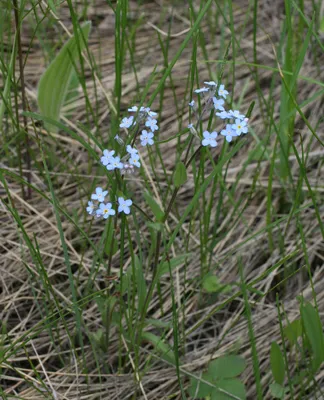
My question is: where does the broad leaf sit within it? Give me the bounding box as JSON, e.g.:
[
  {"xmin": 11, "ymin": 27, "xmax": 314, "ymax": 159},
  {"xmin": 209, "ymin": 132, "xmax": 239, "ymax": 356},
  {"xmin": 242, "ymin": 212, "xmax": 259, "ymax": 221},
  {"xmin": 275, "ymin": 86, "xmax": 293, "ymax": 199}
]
[
  {"xmin": 211, "ymin": 378, "xmax": 246, "ymax": 400},
  {"xmin": 208, "ymin": 355, "xmax": 246, "ymax": 379},
  {"xmin": 270, "ymin": 342, "xmax": 285, "ymax": 385},
  {"xmin": 37, "ymin": 21, "xmax": 91, "ymax": 131},
  {"xmin": 188, "ymin": 373, "xmax": 214, "ymax": 399},
  {"xmin": 143, "ymin": 191, "xmax": 164, "ymax": 222}
]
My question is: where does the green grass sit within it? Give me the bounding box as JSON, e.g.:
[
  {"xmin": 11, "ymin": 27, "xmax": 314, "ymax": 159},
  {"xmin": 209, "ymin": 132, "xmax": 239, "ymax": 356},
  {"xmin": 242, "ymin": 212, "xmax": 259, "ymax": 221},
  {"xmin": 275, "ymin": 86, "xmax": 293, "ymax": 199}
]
[{"xmin": 0, "ymin": 0, "xmax": 323, "ymax": 398}]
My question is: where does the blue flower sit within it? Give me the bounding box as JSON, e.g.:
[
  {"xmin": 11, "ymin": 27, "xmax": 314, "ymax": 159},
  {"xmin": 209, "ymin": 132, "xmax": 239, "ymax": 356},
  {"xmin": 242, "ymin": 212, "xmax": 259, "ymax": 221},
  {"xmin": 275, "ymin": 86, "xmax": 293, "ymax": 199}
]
[
  {"xmin": 232, "ymin": 119, "xmax": 248, "ymax": 135},
  {"xmin": 120, "ymin": 116, "xmax": 135, "ymax": 129},
  {"xmin": 86, "ymin": 201, "xmax": 95, "ymax": 215},
  {"xmin": 194, "ymin": 87, "xmax": 209, "ymax": 94},
  {"xmin": 118, "ymin": 197, "xmax": 132, "ymax": 215},
  {"xmin": 101, "ymin": 149, "xmax": 115, "ymax": 166},
  {"xmin": 228, "ymin": 110, "xmax": 245, "ymax": 120},
  {"xmin": 188, "ymin": 100, "xmax": 195, "ymax": 107},
  {"xmin": 129, "ymin": 153, "xmax": 141, "ymax": 168},
  {"xmin": 96, "ymin": 202, "xmax": 116, "ymax": 219},
  {"xmin": 216, "ymin": 110, "xmax": 231, "ymax": 119},
  {"xmin": 140, "ymin": 130, "xmax": 154, "ymax": 146},
  {"xmin": 212, "ymin": 97, "xmax": 225, "ymax": 111},
  {"xmin": 218, "ymin": 84, "xmax": 229, "ymax": 99},
  {"xmin": 188, "ymin": 123, "xmax": 193, "ymax": 129},
  {"xmin": 107, "ymin": 157, "xmax": 124, "ymax": 170},
  {"xmin": 204, "ymin": 81, "xmax": 217, "ymax": 86},
  {"xmin": 144, "ymin": 107, "xmax": 157, "ymax": 117},
  {"xmin": 145, "ymin": 117, "xmax": 158, "ymax": 132},
  {"xmin": 126, "ymin": 145, "xmax": 138, "ymax": 155},
  {"xmin": 91, "ymin": 187, "xmax": 108, "ymax": 202},
  {"xmin": 220, "ymin": 124, "xmax": 239, "ymax": 142},
  {"xmin": 202, "ymin": 131, "xmax": 218, "ymax": 147}
]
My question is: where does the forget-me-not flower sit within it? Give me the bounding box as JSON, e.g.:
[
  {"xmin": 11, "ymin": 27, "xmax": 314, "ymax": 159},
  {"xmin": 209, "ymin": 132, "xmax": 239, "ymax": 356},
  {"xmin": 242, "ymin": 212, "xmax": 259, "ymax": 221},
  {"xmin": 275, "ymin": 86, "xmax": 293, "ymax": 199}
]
[
  {"xmin": 140, "ymin": 130, "xmax": 154, "ymax": 146},
  {"xmin": 120, "ymin": 116, "xmax": 135, "ymax": 129},
  {"xmin": 101, "ymin": 149, "xmax": 115, "ymax": 166},
  {"xmin": 107, "ymin": 157, "xmax": 124, "ymax": 170},
  {"xmin": 228, "ymin": 110, "xmax": 245, "ymax": 120},
  {"xmin": 218, "ymin": 84, "xmax": 229, "ymax": 99},
  {"xmin": 114, "ymin": 135, "xmax": 124, "ymax": 145},
  {"xmin": 91, "ymin": 187, "xmax": 108, "ymax": 203},
  {"xmin": 204, "ymin": 81, "xmax": 217, "ymax": 86},
  {"xmin": 216, "ymin": 110, "xmax": 231, "ymax": 119},
  {"xmin": 221, "ymin": 124, "xmax": 238, "ymax": 142},
  {"xmin": 96, "ymin": 202, "xmax": 116, "ymax": 219},
  {"xmin": 189, "ymin": 100, "xmax": 195, "ymax": 107},
  {"xmin": 129, "ymin": 153, "xmax": 141, "ymax": 168},
  {"xmin": 212, "ymin": 97, "xmax": 225, "ymax": 111},
  {"xmin": 126, "ymin": 145, "xmax": 138, "ymax": 155},
  {"xmin": 232, "ymin": 119, "xmax": 248, "ymax": 135},
  {"xmin": 86, "ymin": 201, "xmax": 95, "ymax": 215},
  {"xmin": 194, "ymin": 87, "xmax": 209, "ymax": 94},
  {"xmin": 118, "ymin": 197, "xmax": 132, "ymax": 215},
  {"xmin": 145, "ymin": 117, "xmax": 158, "ymax": 132},
  {"xmin": 202, "ymin": 131, "xmax": 218, "ymax": 147}
]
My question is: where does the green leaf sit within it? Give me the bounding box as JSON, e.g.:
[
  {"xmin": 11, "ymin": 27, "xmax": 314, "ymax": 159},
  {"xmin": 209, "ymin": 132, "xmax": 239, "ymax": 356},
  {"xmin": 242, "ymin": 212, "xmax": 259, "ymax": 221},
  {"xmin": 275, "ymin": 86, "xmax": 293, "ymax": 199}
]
[
  {"xmin": 269, "ymin": 382, "xmax": 285, "ymax": 399},
  {"xmin": 301, "ymin": 302, "xmax": 324, "ymax": 371},
  {"xmin": 104, "ymin": 220, "xmax": 118, "ymax": 256},
  {"xmin": 203, "ymin": 275, "xmax": 222, "ymax": 293},
  {"xmin": 270, "ymin": 342, "xmax": 285, "ymax": 385},
  {"xmin": 208, "ymin": 355, "xmax": 246, "ymax": 379},
  {"xmin": 157, "ymin": 253, "xmax": 191, "ymax": 279},
  {"xmin": 142, "ymin": 332, "xmax": 175, "ymax": 364},
  {"xmin": 37, "ymin": 21, "xmax": 91, "ymax": 131},
  {"xmin": 283, "ymin": 319, "xmax": 302, "ymax": 345},
  {"xmin": 188, "ymin": 373, "xmax": 214, "ymax": 399},
  {"xmin": 211, "ymin": 378, "xmax": 246, "ymax": 400},
  {"xmin": 143, "ymin": 191, "xmax": 164, "ymax": 222},
  {"xmin": 173, "ymin": 161, "xmax": 187, "ymax": 187}
]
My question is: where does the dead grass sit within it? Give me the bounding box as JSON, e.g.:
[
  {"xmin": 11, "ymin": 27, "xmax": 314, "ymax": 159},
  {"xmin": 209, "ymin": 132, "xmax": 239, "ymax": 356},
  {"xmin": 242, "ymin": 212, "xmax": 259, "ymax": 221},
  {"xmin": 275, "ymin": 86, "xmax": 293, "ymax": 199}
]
[{"xmin": 1, "ymin": 0, "xmax": 324, "ymax": 399}]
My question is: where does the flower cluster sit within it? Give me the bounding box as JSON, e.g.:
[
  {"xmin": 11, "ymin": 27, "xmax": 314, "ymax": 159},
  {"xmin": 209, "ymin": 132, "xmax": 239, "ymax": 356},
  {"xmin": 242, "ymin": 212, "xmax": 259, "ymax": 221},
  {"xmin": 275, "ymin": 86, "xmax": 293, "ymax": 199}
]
[
  {"xmin": 189, "ymin": 81, "xmax": 249, "ymax": 146},
  {"xmin": 120, "ymin": 106, "xmax": 158, "ymax": 147},
  {"xmin": 86, "ymin": 105, "xmax": 159, "ymax": 221},
  {"xmin": 86, "ymin": 187, "xmax": 132, "ymax": 219}
]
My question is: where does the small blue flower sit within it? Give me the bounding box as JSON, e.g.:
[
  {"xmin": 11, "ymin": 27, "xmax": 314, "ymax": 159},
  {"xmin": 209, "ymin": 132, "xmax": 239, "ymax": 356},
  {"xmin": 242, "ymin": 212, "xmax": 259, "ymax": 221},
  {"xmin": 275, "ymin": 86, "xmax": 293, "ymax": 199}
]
[
  {"xmin": 101, "ymin": 149, "xmax": 115, "ymax": 166},
  {"xmin": 96, "ymin": 202, "xmax": 116, "ymax": 219},
  {"xmin": 128, "ymin": 106, "xmax": 140, "ymax": 112},
  {"xmin": 220, "ymin": 124, "xmax": 238, "ymax": 142},
  {"xmin": 129, "ymin": 153, "xmax": 141, "ymax": 168},
  {"xmin": 212, "ymin": 97, "xmax": 225, "ymax": 111},
  {"xmin": 118, "ymin": 197, "xmax": 132, "ymax": 215},
  {"xmin": 232, "ymin": 119, "xmax": 248, "ymax": 135},
  {"xmin": 228, "ymin": 110, "xmax": 245, "ymax": 120},
  {"xmin": 107, "ymin": 157, "xmax": 124, "ymax": 170},
  {"xmin": 216, "ymin": 110, "xmax": 231, "ymax": 119},
  {"xmin": 120, "ymin": 116, "xmax": 135, "ymax": 129},
  {"xmin": 188, "ymin": 100, "xmax": 195, "ymax": 107},
  {"xmin": 145, "ymin": 117, "xmax": 158, "ymax": 132},
  {"xmin": 126, "ymin": 145, "xmax": 138, "ymax": 155},
  {"xmin": 204, "ymin": 81, "xmax": 217, "ymax": 86},
  {"xmin": 140, "ymin": 130, "xmax": 154, "ymax": 146},
  {"xmin": 91, "ymin": 187, "xmax": 108, "ymax": 202},
  {"xmin": 202, "ymin": 131, "xmax": 218, "ymax": 147},
  {"xmin": 194, "ymin": 87, "xmax": 209, "ymax": 94},
  {"xmin": 218, "ymin": 84, "xmax": 229, "ymax": 99},
  {"xmin": 86, "ymin": 201, "xmax": 95, "ymax": 215},
  {"xmin": 188, "ymin": 123, "xmax": 193, "ymax": 129},
  {"xmin": 145, "ymin": 107, "xmax": 157, "ymax": 117}
]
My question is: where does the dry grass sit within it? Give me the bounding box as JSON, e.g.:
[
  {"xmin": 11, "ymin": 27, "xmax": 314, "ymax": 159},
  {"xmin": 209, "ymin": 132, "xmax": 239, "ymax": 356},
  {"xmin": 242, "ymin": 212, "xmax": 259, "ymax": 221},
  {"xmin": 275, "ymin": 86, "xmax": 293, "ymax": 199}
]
[{"xmin": 1, "ymin": 0, "xmax": 324, "ymax": 399}]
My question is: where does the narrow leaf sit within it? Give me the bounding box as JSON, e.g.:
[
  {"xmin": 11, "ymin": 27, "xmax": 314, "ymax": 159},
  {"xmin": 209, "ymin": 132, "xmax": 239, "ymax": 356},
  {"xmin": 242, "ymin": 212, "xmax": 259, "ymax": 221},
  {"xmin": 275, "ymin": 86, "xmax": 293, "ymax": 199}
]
[
  {"xmin": 143, "ymin": 191, "xmax": 164, "ymax": 221},
  {"xmin": 173, "ymin": 161, "xmax": 187, "ymax": 187},
  {"xmin": 301, "ymin": 302, "xmax": 324, "ymax": 371},
  {"xmin": 142, "ymin": 332, "xmax": 175, "ymax": 364}
]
